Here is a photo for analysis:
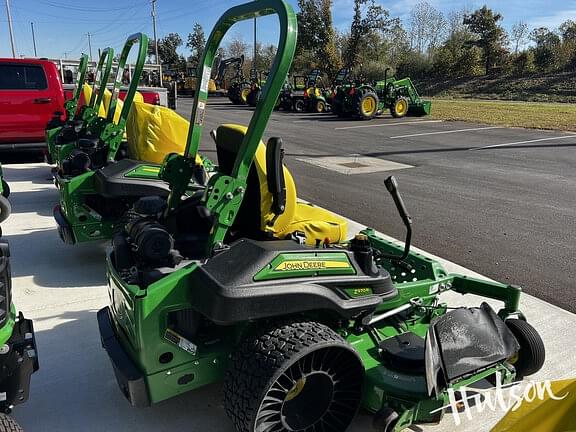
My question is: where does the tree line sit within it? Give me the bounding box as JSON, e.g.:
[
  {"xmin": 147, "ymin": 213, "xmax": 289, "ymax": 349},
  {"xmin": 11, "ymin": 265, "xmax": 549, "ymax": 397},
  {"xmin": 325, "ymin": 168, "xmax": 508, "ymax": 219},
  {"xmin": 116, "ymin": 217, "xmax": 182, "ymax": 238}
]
[{"xmin": 153, "ymin": 1, "xmax": 576, "ymax": 82}]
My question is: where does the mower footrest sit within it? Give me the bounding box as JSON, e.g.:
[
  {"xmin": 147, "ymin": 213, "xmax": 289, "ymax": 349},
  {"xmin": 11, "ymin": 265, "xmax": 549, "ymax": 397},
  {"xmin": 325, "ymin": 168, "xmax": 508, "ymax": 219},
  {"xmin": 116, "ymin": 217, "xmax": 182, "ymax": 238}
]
[{"xmin": 97, "ymin": 307, "xmax": 150, "ymax": 407}]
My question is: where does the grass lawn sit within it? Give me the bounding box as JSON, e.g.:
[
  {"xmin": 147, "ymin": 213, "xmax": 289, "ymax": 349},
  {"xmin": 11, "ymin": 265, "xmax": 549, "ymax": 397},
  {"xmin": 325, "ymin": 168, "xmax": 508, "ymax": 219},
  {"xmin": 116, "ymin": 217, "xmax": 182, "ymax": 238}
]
[{"xmin": 430, "ymin": 99, "xmax": 576, "ymax": 131}]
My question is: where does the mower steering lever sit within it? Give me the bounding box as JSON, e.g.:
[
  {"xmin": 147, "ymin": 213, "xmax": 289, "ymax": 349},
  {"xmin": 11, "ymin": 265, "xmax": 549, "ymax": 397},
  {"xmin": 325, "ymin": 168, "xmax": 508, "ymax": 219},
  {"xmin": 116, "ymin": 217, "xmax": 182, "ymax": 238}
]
[{"xmin": 380, "ymin": 176, "xmax": 413, "ymax": 262}]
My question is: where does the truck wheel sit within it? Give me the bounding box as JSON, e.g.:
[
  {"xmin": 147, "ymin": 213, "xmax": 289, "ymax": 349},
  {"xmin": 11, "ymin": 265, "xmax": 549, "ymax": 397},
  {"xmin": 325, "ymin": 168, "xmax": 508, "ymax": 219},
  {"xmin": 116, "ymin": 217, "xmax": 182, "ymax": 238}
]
[
  {"xmin": 224, "ymin": 321, "xmax": 364, "ymax": 432},
  {"xmin": 391, "ymin": 97, "xmax": 409, "ymax": 118},
  {"xmin": 0, "ymin": 414, "xmax": 23, "ymax": 432},
  {"xmin": 293, "ymin": 99, "xmax": 305, "ymax": 113},
  {"xmin": 506, "ymin": 319, "xmax": 545, "ymax": 380},
  {"xmin": 356, "ymin": 91, "xmax": 379, "ymax": 120}
]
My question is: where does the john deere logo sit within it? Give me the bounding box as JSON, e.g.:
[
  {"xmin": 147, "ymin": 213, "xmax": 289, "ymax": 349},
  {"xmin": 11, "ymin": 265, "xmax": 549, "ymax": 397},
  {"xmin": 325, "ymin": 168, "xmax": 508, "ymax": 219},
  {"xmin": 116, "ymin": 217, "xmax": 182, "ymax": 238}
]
[{"xmin": 275, "ymin": 260, "xmax": 350, "ymax": 271}]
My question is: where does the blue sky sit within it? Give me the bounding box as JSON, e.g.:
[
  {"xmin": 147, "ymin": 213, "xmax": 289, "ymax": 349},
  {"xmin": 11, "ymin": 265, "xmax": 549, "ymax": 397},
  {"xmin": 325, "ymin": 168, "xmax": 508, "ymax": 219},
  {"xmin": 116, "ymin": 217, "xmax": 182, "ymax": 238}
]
[{"xmin": 1, "ymin": 0, "xmax": 575, "ymax": 59}]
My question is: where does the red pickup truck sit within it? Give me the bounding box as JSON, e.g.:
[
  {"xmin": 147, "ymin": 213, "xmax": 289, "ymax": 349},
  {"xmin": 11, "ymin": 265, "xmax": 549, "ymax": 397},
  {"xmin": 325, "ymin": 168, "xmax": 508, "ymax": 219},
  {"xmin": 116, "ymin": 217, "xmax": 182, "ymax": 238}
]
[
  {"xmin": 0, "ymin": 58, "xmax": 65, "ymax": 151},
  {"xmin": 0, "ymin": 58, "xmax": 166, "ymax": 153}
]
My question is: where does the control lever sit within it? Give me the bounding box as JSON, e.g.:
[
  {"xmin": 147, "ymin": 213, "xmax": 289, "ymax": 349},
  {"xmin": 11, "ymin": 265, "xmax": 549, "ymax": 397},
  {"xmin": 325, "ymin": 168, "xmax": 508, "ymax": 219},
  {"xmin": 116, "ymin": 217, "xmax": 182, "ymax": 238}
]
[
  {"xmin": 266, "ymin": 137, "xmax": 286, "ymax": 226},
  {"xmin": 380, "ymin": 176, "xmax": 412, "ymax": 262}
]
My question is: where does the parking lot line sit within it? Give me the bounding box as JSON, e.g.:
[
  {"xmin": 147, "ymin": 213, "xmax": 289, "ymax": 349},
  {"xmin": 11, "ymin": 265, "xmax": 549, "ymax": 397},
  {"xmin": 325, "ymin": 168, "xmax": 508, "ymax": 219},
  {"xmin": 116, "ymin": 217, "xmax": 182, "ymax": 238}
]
[
  {"xmin": 334, "ymin": 119, "xmax": 442, "ymax": 130},
  {"xmin": 389, "ymin": 126, "xmax": 503, "ymax": 139},
  {"xmin": 473, "ymin": 135, "xmax": 576, "ymax": 150}
]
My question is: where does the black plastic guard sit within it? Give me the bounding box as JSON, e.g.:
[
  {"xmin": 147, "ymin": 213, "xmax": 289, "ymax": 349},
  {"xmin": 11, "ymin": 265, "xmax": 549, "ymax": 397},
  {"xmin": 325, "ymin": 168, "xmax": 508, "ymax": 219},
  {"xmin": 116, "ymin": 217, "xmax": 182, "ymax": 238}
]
[
  {"xmin": 425, "ymin": 302, "xmax": 519, "ymax": 397},
  {"xmin": 0, "ymin": 314, "xmax": 39, "ymax": 410}
]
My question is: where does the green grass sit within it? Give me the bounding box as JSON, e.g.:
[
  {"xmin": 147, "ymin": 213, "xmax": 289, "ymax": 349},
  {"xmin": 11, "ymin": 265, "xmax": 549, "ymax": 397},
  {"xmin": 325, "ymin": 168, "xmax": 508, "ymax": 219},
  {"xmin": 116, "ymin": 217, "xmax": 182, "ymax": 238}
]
[{"xmin": 430, "ymin": 99, "xmax": 576, "ymax": 131}]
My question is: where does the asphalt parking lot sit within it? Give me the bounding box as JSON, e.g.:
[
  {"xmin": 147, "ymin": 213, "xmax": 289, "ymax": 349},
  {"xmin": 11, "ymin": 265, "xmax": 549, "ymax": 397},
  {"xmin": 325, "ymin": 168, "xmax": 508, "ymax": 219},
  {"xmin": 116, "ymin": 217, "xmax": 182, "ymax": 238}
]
[
  {"xmin": 0, "ymin": 98, "xmax": 574, "ymax": 431},
  {"xmin": 177, "ymin": 98, "xmax": 576, "ymax": 313}
]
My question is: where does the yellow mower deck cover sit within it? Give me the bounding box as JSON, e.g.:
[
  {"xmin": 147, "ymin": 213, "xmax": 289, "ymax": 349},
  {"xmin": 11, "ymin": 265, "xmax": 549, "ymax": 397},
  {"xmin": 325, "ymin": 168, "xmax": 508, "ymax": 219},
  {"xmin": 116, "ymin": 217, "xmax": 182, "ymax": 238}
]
[
  {"xmin": 491, "ymin": 378, "xmax": 576, "ymax": 432},
  {"xmin": 82, "ymin": 84, "xmax": 143, "ymax": 124},
  {"xmin": 217, "ymin": 124, "xmax": 347, "ymax": 245},
  {"xmin": 126, "ymin": 101, "xmax": 201, "ymax": 165}
]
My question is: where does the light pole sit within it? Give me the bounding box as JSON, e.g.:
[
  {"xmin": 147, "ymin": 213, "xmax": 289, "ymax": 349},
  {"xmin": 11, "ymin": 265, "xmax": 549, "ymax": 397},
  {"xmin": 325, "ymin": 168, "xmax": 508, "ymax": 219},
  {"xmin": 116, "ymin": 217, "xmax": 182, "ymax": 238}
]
[
  {"xmin": 152, "ymin": 0, "xmax": 159, "ymax": 64},
  {"xmin": 31, "ymin": 22, "xmax": 37, "ymax": 57},
  {"xmin": 86, "ymin": 32, "xmax": 93, "ymax": 60},
  {"xmin": 5, "ymin": 0, "xmax": 16, "ymax": 57}
]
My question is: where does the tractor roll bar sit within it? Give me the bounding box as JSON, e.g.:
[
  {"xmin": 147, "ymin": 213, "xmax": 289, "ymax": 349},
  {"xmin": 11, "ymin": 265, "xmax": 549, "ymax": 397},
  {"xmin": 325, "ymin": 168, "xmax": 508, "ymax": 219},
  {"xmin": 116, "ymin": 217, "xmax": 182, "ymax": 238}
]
[
  {"xmin": 185, "ymin": 0, "xmax": 297, "ymax": 183},
  {"xmin": 106, "ymin": 33, "xmax": 149, "ymax": 127},
  {"xmin": 89, "ymin": 48, "xmax": 114, "ymax": 113}
]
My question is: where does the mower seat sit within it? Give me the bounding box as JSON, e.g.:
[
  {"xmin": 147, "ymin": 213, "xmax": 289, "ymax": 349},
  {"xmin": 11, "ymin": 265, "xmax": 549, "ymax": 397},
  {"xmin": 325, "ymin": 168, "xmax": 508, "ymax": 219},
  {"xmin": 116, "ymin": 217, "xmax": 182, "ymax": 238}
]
[
  {"xmin": 93, "ymin": 159, "xmax": 170, "ymax": 198},
  {"xmin": 215, "ymin": 124, "xmax": 347, "ymax": 245}
]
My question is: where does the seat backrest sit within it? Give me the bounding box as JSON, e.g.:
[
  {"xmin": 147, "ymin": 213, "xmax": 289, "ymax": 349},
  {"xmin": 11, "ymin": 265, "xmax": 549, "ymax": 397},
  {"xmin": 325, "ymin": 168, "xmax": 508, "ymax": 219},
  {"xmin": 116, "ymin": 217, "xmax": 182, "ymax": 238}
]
[{"xmin": 215, "ymin": 124, "xmax": 297, "ymax": 238}]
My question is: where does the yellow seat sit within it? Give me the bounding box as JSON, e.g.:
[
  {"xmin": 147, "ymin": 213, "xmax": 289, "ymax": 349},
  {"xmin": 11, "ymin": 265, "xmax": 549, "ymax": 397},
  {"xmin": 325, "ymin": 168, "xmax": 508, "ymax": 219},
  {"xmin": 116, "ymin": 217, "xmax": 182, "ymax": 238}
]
[
  {"xmin": 126, "ymin": 100, "xmax": 202, "ymax": 165},
  {"xmin": 215, "ymin": 124, "xmax": 347, "ymax": 245}
]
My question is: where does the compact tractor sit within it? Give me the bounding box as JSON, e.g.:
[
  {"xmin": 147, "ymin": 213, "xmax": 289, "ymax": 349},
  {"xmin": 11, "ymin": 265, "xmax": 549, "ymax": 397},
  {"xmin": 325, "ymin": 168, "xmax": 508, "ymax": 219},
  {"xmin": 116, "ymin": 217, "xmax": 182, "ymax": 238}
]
[
  {"xmin": 246, "ymin": 69, "xmax": 269, "ymax": 107},
  {"xmin": 279, "ymin": 69, "xmax": 329, "ymax": 113},
  {"xmin": 0, "ymin": 169, "xmax": 39, "ymax": 432},
  {"xmin": 97, "ymin": 2, "xmax": 545, "ymax": 432},
  {"xmin": 332, "ymin": 68, "xmax": 432, "ymax": 120}
]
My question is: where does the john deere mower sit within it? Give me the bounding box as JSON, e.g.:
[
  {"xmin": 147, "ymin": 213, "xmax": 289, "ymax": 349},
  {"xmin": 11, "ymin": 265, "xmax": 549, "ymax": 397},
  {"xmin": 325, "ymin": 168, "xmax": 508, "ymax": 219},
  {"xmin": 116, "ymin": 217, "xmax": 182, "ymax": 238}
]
[
  {"xmin": 0, "ymin": 169, "xmax": 39, "ymax": 432},
  {"xmin": 45, "ymin": 53, "xmax": 89, "ymax": 164},
  {"xmin": 47, "ymin": 48, "xmax": 115, "ymax": 169},
  {"xmin": 246, "ymin": 69, "xmax": 269, "ymax": 107},
  {"xmin": 332, "ymin": 68, "xmax": 432, "ymax": 120},
  {"xmin": 97, "ymin": 2, "xmax": 545, "ymax": 432},
  {"xmin": 52, "ymin": 33, "xmax": 208, "ymax": 245}
]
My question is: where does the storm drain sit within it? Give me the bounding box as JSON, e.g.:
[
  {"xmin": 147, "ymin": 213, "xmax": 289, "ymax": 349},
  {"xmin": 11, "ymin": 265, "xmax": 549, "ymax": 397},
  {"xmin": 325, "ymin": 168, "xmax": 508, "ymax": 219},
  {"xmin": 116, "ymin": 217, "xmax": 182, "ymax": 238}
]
[{"xmin": 296, "ymin": 155, "xmax": 413, "ymax": 175}]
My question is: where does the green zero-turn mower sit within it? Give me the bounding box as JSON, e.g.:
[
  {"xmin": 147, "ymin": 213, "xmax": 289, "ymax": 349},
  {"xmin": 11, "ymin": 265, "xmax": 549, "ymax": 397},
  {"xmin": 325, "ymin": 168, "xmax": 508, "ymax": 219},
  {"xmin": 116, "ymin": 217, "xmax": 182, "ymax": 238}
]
[
  {"xmin": 48, "ymin": 49, "xmax": 114, "ymax": 169},
  {"xmin": 332, "ymin": 67, "xmax": 432, "ymax": 121},
  {"xmin": 52, "ymin": 33, "xmax": 208, "ymax": 245},
  {"xmin": 45, "ymin": 53, "xmax": 90, "ymax": 164},
  {"xmin": 0, "ymin": 168, "xmax": 40, "ymax": 432},
  {"xmin": 97, "ymin": 2, "xmax": 545, "ymax": 432},
  {"xmin": 278, "ymin": 69, "xmax": 328, "ymax": 113}
]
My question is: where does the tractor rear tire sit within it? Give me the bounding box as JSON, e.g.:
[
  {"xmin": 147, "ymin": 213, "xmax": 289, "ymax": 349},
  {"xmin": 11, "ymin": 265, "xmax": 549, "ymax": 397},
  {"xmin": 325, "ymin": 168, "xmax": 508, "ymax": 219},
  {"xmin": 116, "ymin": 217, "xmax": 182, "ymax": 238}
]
[
  {"xmin": 356, "ymin": 91, "xmax": 379, "ymax": 120},
  {"xmin": 391, "ymin": 97, "xmax": 409, "ymax": 118},
  {"xmin": 0, "ymin": 414, "xmax": 23, "ymax": 432},
  {"xmin": 505, "ymin": 319, "xmax": 545, "ymax": 380},
  {"xmin": 224, "ymin": 321, "xmax": 364, "ymax": 432}
]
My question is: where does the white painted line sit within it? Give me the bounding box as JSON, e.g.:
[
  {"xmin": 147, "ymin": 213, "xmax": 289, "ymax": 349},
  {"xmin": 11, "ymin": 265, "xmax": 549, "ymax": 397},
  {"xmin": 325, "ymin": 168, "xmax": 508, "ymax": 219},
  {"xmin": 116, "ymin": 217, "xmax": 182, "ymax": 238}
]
[
  {"xmin": 474, "ymin": 135, "xmax": 576, "ymax": 150},
  {"xmin": 390, "ymin": 126, "xmax": 503, "ymax": 139},
  {"xmin": 334, "ymin": 119, "xmax": 443, "ymax": 130}
]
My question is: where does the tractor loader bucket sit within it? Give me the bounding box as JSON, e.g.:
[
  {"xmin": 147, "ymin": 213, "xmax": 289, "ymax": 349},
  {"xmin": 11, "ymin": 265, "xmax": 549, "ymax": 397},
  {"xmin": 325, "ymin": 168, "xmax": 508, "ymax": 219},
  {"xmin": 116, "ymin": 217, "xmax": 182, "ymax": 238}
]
[{"xmin": 409, "ymin": 100, "xmax": 432, "ymax": 116}]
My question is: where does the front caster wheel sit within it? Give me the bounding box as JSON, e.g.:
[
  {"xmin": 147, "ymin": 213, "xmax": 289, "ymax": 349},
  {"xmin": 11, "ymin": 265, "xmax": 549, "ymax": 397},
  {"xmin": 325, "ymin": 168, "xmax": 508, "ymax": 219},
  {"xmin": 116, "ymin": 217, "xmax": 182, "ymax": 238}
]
[
  {"xmin": 224, "ymin": 321, "xmax": 364, "ymax": 432},
  {"xmin": 373, "ymin": 407, "xmax": 399, "ymax": 432},
  {"xmin": 506, "ymin": 319, "xmax": 545, "ymax": 380}
]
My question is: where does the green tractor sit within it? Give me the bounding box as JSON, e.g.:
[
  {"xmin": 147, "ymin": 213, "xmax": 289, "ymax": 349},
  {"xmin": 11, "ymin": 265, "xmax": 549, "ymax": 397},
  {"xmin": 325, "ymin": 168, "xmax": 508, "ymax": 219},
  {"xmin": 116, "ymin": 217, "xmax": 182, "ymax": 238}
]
[
  {"xmin": 279, "ymin": 69, "xmax": 329, "ymax": 113},
  {"xmin": 0, "ymin": 168, "xmax": 39, "ymax": 432},
  {"xmin": 45, "ymin": 53, "xmax": 90, "ymax": 165},
  {"xmin": 246, "ymin": 69, "xmax": 268, "ymax": 107},
  {"xmin": 97, "ymin": 2, "xmax": 545, "ymax": 432},
  {"xmin": 332, "ymin": 68, "xmax": 432, "ymax": 120},
  {"xmin": 52, "ymin": 33, "xmax": 207, "ymax": 245},
  {"xmin": 223, "ymin": 55, "xmax": 252, "ymax": 105}
]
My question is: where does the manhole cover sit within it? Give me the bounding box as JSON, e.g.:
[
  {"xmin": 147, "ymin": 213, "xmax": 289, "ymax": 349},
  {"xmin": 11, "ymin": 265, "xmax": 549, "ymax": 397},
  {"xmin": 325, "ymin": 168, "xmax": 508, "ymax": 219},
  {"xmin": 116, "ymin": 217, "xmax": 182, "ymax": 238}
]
[{"xmin": 339, "ymin": 162, "xmax": 368, "ymax": 168}]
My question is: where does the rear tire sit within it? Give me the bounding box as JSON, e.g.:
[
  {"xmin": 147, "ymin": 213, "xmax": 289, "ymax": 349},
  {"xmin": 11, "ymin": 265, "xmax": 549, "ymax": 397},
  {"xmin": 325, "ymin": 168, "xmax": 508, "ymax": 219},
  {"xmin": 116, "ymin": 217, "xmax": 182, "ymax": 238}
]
[
  {"xmin": 224, "ymin": 321, "xmax": 364, "ymax": 432},
  {"xmin": 356, "ymin": 91, "xmax": 378, "ymax": 120},
  {"xmin": 506, "ymin": 319, "xmax": 545, "ymax": 380},
  {"xmin": 314, "ymin": 99, "xmax": 327, "ymax": 113},
  {"xmin": 0, "ymin": 414, "xmax": 23, "ymax": 432}
]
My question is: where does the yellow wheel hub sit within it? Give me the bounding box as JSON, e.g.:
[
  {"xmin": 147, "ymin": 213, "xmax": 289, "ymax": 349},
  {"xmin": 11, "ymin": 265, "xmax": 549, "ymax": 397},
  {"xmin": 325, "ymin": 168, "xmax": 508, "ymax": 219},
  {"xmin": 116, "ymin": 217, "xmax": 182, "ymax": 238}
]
[
  {"xmin": 396, "ymin": 99, "xmax": 408, "ymax": 115},
  {"xmin": 285, "ymin": 377, "xmax": 307, "ymax": 402},
  {"xmin": 241, "ymin": 88, "xmax": 250, "ymax": 102},
  {"xmin": 362, "ymin": 97, "xmax": 376, "ymax": 115}
]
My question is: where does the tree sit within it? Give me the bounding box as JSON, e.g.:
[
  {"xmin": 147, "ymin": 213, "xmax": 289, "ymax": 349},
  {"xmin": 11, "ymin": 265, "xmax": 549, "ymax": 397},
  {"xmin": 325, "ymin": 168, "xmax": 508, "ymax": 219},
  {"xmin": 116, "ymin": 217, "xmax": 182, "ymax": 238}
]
[
  {"xmin": 530, "ymin": 27, "xmax": 561, "ymax": 71},
  {"xmin": 157, "ymin": 33, "xmax": 183, "ymax": 67},
  {"xmin": 464, "ymin": 6, "xmax": 508, "ymax": 75},
  {"xmin": 409, "ymin": 1, "xmax": 447, "ymax": 54},
  {"xmin": 187, "ymin": 23, "xmax": 206, "ymax": 68},
  {"xmin": 295, "ymin": 0, "xmax": 341, "ymax": 77},
  {"xmin": 511, "ymin": 21, "xmax": 529, "ymax": 54},
  {"xmin": 227, "ymin": 35, "xmax": 248, "ymax": 58},
  {"xmin": 344, "ymin": 0, "xmax": 393, "ymax": 68},
  {"xmin": 560, "ymin": 20, "xmax": 576, "ymax": 43}
]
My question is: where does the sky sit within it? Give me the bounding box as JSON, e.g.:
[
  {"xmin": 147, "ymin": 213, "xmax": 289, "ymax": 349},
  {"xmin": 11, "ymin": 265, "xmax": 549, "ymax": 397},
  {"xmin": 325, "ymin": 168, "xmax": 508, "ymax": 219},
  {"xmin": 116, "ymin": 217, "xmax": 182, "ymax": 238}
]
[{"xmin": 1, "ymin": 0, "xmax": 575, "ymax": 60}]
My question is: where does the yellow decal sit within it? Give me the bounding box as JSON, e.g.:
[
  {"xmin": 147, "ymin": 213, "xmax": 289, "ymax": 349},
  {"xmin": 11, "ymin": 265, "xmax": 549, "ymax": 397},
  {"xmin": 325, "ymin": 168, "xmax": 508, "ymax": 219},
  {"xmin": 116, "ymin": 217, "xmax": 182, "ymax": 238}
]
[
  {"xmin": 142, "ymin": 167, "xmax": 160, "ymax": 173},
  {"xmin": 275, "ymin": 260, "xmax": 350, "ymax": 271}
]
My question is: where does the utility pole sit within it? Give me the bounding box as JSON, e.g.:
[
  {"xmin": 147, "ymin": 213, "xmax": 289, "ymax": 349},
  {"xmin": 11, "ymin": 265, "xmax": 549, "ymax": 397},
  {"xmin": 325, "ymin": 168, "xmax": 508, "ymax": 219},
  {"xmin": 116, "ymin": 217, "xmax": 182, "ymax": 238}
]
[
  {"xmin": 5, "ymin": 0, "xmax": 16, "ymax": 58},
  {"xmin": 253, "ymin": 17, "xmax": 257, "ymax": 69},
  {"xmin": 151, "ymin": 0, "xmax": 159, "ymax": 65},
  {"xmin": 86, "ymin": 32, "xmax": 93, "ymax": 60},
  {"xmin": 31, "ymin": 22, "xmax": 37, "ymax": 57}
]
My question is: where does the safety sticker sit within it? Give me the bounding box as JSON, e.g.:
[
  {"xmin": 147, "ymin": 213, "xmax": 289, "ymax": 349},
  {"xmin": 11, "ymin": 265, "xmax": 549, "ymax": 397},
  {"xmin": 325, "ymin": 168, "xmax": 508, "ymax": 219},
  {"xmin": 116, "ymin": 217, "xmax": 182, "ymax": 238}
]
[
  {"xmin": 195, "ymin": 101, "xmax": 206, "ymax": 126},
  {"xmin": 164, "ymin": 328, "xmax": 198, "ymax": 355},
  {"xmin": 200, "ymin": 67, "xmax": 212, "ymax": 94}
]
